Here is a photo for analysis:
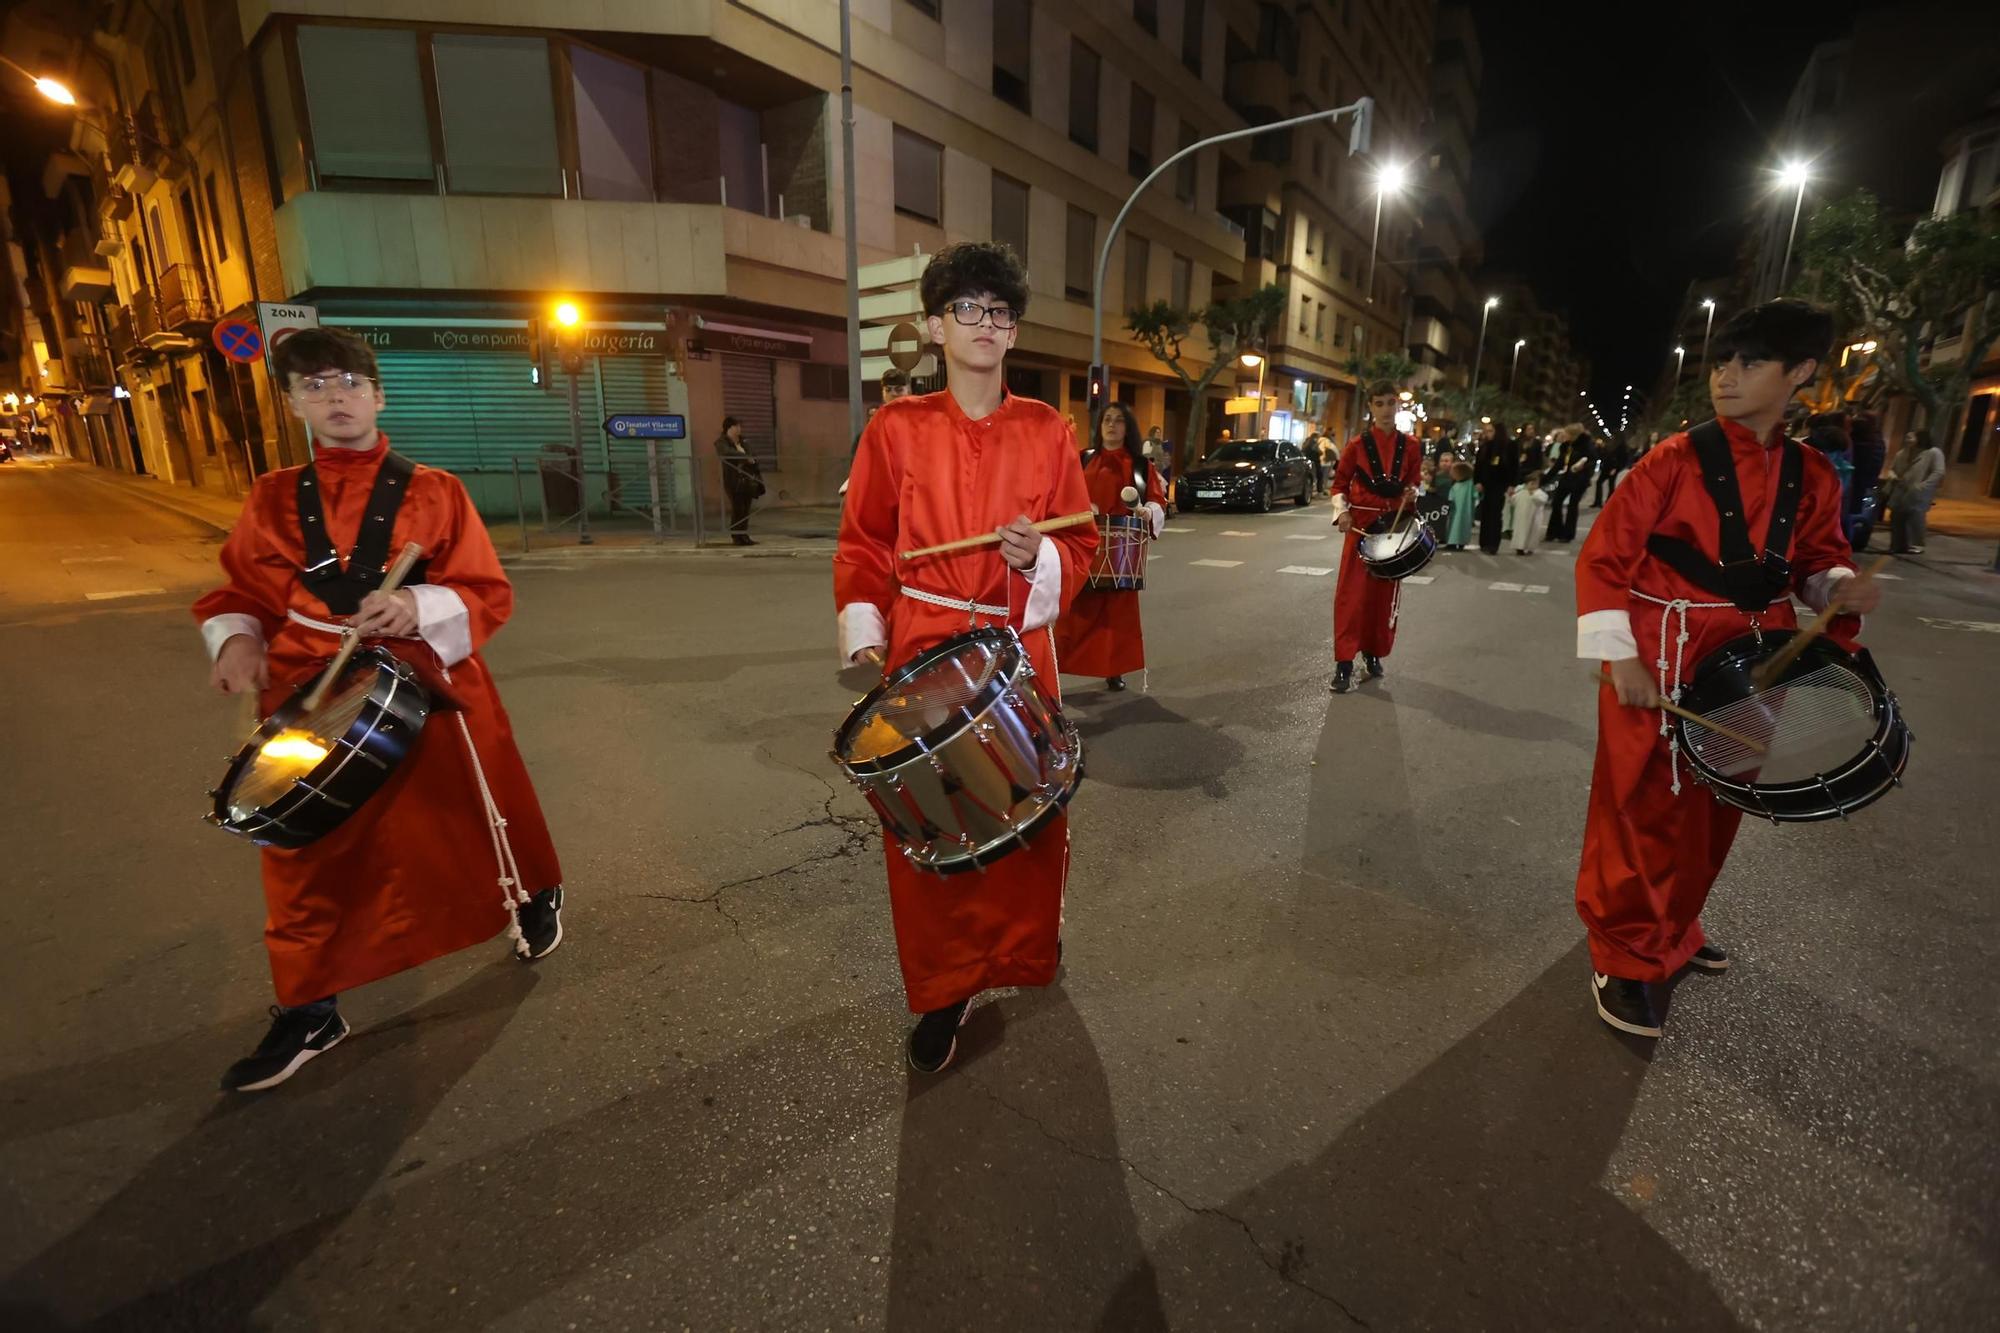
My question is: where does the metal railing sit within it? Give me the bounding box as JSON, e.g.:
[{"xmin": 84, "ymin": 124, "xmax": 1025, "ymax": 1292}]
[{"xmin": 157, "ymin": 264, "xmax": 215, "ymax": 329}]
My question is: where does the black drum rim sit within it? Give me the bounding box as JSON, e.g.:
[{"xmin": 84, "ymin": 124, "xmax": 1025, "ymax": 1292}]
[{"xmin": 831, "ymin": 626, "xmax": 1025, "ymax": 778}]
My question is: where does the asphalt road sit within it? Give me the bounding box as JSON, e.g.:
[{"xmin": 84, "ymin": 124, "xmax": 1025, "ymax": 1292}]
[{"xmin": 2, "ymin": 459, "xmax": 1996, "ymax": 1331}]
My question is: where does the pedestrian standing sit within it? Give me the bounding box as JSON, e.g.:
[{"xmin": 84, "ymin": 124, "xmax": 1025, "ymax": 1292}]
[
  {"xmin": 1885, "ymin": 428, "xmax": 1946, "ymax": 555},
  {"xmin": 1846, "ymin": 411, "xmax": 1887, "ymax": 550},
  {"xmin": 1591, "ymin": 435, "xmax": 1633, "ymax": 507},
  {"xmin": 1473, "ymin": 419, "xmax": 1519, "ymax": 554},
  {"xmin": 717, "ymin": 416, "xmax": 763, "ymax": 546},
  {"xmin": 1509, "ymin": 470, "xmax": 1550, "ymax": 554},
  {"xmin": 1546, "ymin": 426, "xmax": 1594, "ymax": 542},
  {"xmin": 1445, "ymin": 460, "xmax": 1476, "ymax": 550}
]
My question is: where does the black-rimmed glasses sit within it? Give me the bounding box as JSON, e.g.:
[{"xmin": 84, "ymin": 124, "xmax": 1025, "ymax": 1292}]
[{"xmin": 946, "ymin": 300, "xmax": 1020, "ymax": 329}]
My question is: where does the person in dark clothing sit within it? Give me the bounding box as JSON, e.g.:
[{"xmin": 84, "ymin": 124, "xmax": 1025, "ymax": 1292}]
[
  {"xmin": 1517, "ymin": 432, "xmax": 1546, "ymax": 482},
  {"xmin": 717, "ymin": 416, "xmax": 763, "ymax": 546},
  {"xmin": 1845, "ymin": 410, "xmax": 1887, "ymax": 550},
  {"xmin": 1546, "ymin": 426, "xmax": 1594, "ymax": 542},
  {"xmin": 1591, "ymin": 435, "xmax": 1633, "ymax": 507},
  {"xmin": 1472, "ymin": 419, "xmax": 1519, "ymax": 554}
]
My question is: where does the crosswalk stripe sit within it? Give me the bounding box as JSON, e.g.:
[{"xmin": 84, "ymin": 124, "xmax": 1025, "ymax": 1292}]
[
  {"xmin": 1188, "ymin": 558, "xmax": 1243, "ymax": 568},
  {"xmin": 1919, "ymin": 616, "xmax": 2000, "ymax": 633},
  {"xmin": 1285, "ymin": 533, "xmax": 1330, "ymax": 541},
  {"xmin": 1524, "ymin": 585, "xmax": 1550, "ymax": 594},
  {"xmin": 85, "ymin": 587, "xmax": 167, "ymax": 601},
  {"xmin": 1219, "ymin": 530, "xmax": 1258, "ymax": 537},
  {"xmin": 1162, "ymin": 526, "xmax": 1195, "ymax": 534},
  {"xmin": 1402, "ymin": 575, "xmax": 1435, "ymax": 585},
  {"xmin": 1278, "ymin": 565, "xmax": 1334, "ymax": 576},
  {"xmin": 1490, "ymin": 581, "xmax": 1524, "ymax": 591}
]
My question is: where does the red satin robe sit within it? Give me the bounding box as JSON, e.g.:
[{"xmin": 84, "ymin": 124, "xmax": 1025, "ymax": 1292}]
[
  {"xmin": 1330, "ymin": 427, "xmax": 1423, "ymax": 661},
  {"xmin": 1574, "ymin": 418, "xmax": 1857, "ymax": 981},
  {"xmin": 834, "ymin": 390, "xmax": 1096, "ymax": 1013},
  {"xmin": 193, "ymin": 436, "xmax": 562, "ymax": 1006},
  {"xmin": 1054, "ymin": 449, "xmax": 1167, "ymax": 678}
]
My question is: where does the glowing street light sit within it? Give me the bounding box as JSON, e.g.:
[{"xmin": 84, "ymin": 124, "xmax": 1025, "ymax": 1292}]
[
  {"xmin": 554, "ymin": 301, "xmax": 581, "ymax": 327},
  {"xmin": 33, "ymin": 75, "xmax": 76, "ymax": 105},
  {"xmin": 1700, "ymin": 298, "xmax": 1717, "ymax": 377},
  {"xmin": 1674, "ymin": 345, "xmax": 1686, "ymax": 379},
  {"xmin": 1466, "ymin": 297, "xmax": 1499, "ymax": 439},
  {"xmin": 1365, "ymin": 161, "xmax": 1409, "ymax": 303},
  {"xmin": 1776, "ymin": 160, "xmax": 1813, "ymax": 293},
  {"xmin": 1510, "ymin": 337, "xmax": 1526, "ymax": 392}
]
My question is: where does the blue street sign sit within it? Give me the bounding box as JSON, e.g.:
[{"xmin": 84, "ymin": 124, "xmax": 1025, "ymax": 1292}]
[
  {"xmin": 603, "ymin": 413, "xmax": 686, "ymax": 440},
  {"xmin": 213, "ymin": 321, "xmax": 264, "ymax": 363}
]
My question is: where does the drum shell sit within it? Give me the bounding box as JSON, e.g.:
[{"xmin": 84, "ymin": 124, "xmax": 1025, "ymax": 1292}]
[
  {"xmin": 1086, "ymin": 514, "xmax": 1150, "ymax": 592},
  {"xmin": 209, "ymin": 648, "xmax": 433, "ymax": 849},
  {"xmin": 1673, "ymin": 631, "xmax": 1912, "ymax": 823},
  {"xmin": 831, "ymin": 628, "xmax": 1082, "ymax": 874},
  {"xmin": 1357, "ymin": 515, "xmax": 1437, "ymax": 581}
]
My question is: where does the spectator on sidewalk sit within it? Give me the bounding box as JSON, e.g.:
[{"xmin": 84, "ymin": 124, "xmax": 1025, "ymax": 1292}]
[
  {"xmin": 717, "ymin": 416, "xmax": 763, "ymax": 546},
  {"xmin": 1445, "ymin": 460, "xmax": 1476, "ymax": 550},
  {"xmin": 1847, "ymin": 411, "xmax": 1887, "ymax": 550},
  {"xmin": 1591, "ymin": 434, "xmax": 1632, "ymax": 507},
  {"xmin": 1509, "ymin": 469, "xmax": 1550, "ymax": 554},
  {"xmin": 1885, "ymin": 427, "xmax": 1946, "ymax": 555},
  {"xmin": 1545, "ymin": 426, "xmax": 1594, "ymax": 542},
  {"xmin": 1426, "ymin": 447, "xmax": 1456, "ymax": 499},
  {"xmin": 1473, "ymin": 419, "xmax": 1519, "ymax": 554}
]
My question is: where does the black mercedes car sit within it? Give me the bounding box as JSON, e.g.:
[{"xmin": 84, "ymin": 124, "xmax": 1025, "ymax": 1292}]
[{"xmin": 1175, "ymin": 439, "xmax": 1315, "ymax": 512}]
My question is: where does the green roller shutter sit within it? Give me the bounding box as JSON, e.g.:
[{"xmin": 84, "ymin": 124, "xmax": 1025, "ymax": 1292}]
[{"xmin": 373, "ymin": 349, "xmax": 576, "ymax": 515}]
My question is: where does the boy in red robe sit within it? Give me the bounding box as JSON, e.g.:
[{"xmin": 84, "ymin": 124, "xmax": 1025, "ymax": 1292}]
[
  {"xmin": 196, "ymin": 328, "xmax": 566, "ymax": 1091},
  {"xmin": 1055, "ymin": 401, "xmax": 1167, "ymax": 690},
  {"xmin": 1575, "ymin": 300, "xmax": 1881, "ymax": 1037},
  {"xmin": 1329, "ymin": 383, "xmax": 1423, "ymax": 694},
  {"xmin": 835, "ymin": 242, "xmax": 1095, "ymax": 1072}
]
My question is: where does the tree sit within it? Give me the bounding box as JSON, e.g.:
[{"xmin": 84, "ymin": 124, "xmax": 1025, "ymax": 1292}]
[
  {"xmin": 1642, "ymin": 377, "xmax": 1713, "ymax": 440},
  {"xmin": 1796, "ymin": 190, "xmax": 2000, "ymax": 444},
  {"xmin": 1127, "ymin": 284, "xmax": 1286, "ymax": 470},
  {"xmin": 1423, "ymin": 383, "xmax": 1533, "ymax": 438}
]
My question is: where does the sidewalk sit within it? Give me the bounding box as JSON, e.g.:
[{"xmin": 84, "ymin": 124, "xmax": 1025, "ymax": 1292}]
[
  {"xmin": 70, "ymin": 459, "xmax": 243, "ymax": 535},
  {"xmin": 1927, "ymin": 495, "xmax": 2000, "ymax": 540}
]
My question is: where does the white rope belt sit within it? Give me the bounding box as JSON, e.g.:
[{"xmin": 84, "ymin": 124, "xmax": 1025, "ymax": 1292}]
[
  {"xmin": 898, "ymin": 585, "xmax": 1008, "ymax": 618},
  {"xmin": 284, "ymin": 611, "xmax": 530, "ymax": 942},
  {"xmin": 1631, "ymin": 589, "xmax": 1750, "ymax": 795}
]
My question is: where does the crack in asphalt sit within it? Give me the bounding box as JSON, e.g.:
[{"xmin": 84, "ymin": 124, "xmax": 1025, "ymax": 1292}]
[{"xmin": 961, "ymin": 1074, "xmax": 1371, "ymax": 1328}]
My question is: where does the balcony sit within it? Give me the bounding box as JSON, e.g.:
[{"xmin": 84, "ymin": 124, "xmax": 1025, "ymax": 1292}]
[
  {"xmin": 157, "ymin": 264, "xmax": 216, "ymax": 332},
  {"xmin": 60, "ymin": 233, "xmax": 117, "ymax": 303},
  {"xmin": 132, "ymin": 285, "xmax": 201, "ymax": 352},
  {"xmin": 135, "ymin": 93, "xmax": 186, "ymax": 180},
  {"xmin": 61, "ymin": 337, "xmax": 113, "ymax": 391},
  {"xmin": 107, "ymin": 307, "xmax": 139, "ymax": 363}
]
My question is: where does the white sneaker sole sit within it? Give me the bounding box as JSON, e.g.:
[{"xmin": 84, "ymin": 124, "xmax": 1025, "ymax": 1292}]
[
  {"xmin": 232, "ymin": 1020, "xmax": 348, "ymax": 1092},
  {"xmin": 1592, "ymin": 978, "xmax": 1662, "ymax": 1038},
  {"xmin": 516, "ymin": 913, "xmax": 563, "ymax": 962},
  {"xmin": 1685, "ymin": 953, "xmax": 1730, "ymax": 973}
]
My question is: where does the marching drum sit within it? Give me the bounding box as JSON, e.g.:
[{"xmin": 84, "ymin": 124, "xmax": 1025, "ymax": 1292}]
[
  {"xmin": 831, "ymin": 627, "xmax": 1082, "ymax": 874},
  {"xmin": 1086, "ymin": 513, "xmax": 1150, "ymax": 592},
  {"xmin": 209, "ymin": 646, "xmax": 433, "ymax": 848},
  {"xmin": 1357, "ymin": 510, "xmax": 1437, "ymax": 581},
  {"xmin": 1672, "ymin": 629, "xmax": 1911, "ymax": 823}
]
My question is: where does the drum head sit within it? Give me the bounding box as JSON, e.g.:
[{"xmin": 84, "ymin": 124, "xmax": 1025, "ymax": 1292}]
[
  {"xmin": 222, "ymin": 675, "xmax": 377, "ymax": 821},
  {"xmin": 1676, "ymin": 632, "xmax": 1890, "ymax": 784},
  {"xmin": 835, "ymin": 628, "xmax": 1022, "ymax": 773}
]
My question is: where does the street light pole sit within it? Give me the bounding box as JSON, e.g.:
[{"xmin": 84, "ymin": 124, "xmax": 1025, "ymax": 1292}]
[
  {"xmin": 1674, "ymin": 345, "xmax": 1686, "ymax": 382},
  {"xmin": 839, "ymin": 0, "xmax": 863, "ymax": 443},
  {"xmin": 1509, "ymin": 338, "xmax": 1525, "ymax": 393},
  {"xmin": 1700, "ymin": 298, "xmax": 1716, "ymax": 379},
  {"xmin": 1466, "ymin": 296, "xmax": 1497, "ymax": 439},
  {"xmin": 1780, "ymin": 175, "xmax": 1808, "ymax": 294},
  {"xmin": 1364, "ymin": 162, "xmax": 1405, "ymax": 303}
]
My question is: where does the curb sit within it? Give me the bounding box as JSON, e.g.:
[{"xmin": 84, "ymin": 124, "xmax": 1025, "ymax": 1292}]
[
  {"xmin": 76, "ymin": 467, "xmax": 239, "ymax": 537},
  {"xmin": 499, "ymin": 540, "xmax": 836, "ymax": 567}
]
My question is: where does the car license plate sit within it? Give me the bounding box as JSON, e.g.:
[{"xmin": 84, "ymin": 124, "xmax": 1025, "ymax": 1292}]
[{"xmin": 1196, "ymin": 490, "xmax": 1223, "ymax": 499}]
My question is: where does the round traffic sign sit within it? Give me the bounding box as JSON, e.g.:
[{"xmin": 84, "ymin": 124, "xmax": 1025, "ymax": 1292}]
[{"xmin": 214, "ymin": 321, "xmax": 264, "ymax": 363}]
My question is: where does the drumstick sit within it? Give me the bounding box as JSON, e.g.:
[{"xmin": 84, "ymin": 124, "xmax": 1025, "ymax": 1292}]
[
  {"xmin": 1751, "ymin": 555, "xmax": 1889, "ymax": 691},
  {"xmin": 1591, "ymin": 668, "xmax": 1767, "ymax": 755},
  {"xmin": 302, "ymin": 541, "xmax": 425, "ymax": 712},
  {"xmin": 899, "ymin": 511, "xmax": 1096, "ymax": 561},
  {"xmin": 237, "ymin": 687, "xmax": 259, "ymax": 736}
]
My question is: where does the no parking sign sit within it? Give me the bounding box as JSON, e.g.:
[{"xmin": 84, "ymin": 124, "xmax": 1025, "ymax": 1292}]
[{"xmin": 213, "ymin": 320, "xmax": 263, "ymax": 363}]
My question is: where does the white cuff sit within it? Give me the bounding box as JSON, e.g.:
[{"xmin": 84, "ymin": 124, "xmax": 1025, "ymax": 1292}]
[
  {"xmin": 1802, "ymin": 565, "xmax": 1854, "ymax": 614},
  {"xmin": 410, "ymin": 584, "xmax": 473, "ymax": 667},
  {"xmin": 1578, "ymin": 609, "xmax": 1639, "ymax": 661},
  {"xmin": 1144, "ymin": 501, "xmax": 1166, "ymax": 538},
  {"xmin": 1331, "ymin": 494, "xmax": 1349, "ymax": 520},
  {"xmin": 1019, "ymin": 537, "xmax": 1063, "ymax": 633},
  {"xmin": 838, "ymin": 601, "xmax": 887, "ymax": 664},
  {"xmin": 201, "ymin": 613, "xmax": 264, "ymax": 663}
]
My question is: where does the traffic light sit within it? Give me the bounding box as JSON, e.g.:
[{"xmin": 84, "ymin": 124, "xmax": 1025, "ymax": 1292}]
[
  {"xmin": 525, "ymin": 317, "xmax": 547, "ymax": 387},
  {"xmin": 551, "ymin": 299, "xmax": 585, "ymax": 375},
  {"xmin": 1087, "ymin": 363, "xmax": 1108, "ymax": 415}
]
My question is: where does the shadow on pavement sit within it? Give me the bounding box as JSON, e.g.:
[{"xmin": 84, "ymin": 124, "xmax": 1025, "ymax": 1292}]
[
  {"xmin": 888, "ymin": 983, "xmax": 1168, "ymax": 1331},
  {"xmin": 1073, "ymin": 695, "xmax": 1246, "ymax": 798}
]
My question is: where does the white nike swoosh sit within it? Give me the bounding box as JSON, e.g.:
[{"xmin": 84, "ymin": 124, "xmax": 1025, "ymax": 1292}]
[{"xmin": 1594, "ymin": 973, "xmax": 1609, "ymax": 990}]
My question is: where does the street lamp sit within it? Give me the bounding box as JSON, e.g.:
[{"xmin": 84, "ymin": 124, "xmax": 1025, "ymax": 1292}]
[
  {"xmin": 1700, "ymin": 298, "xmax": 1717, "ymax": 378},
  {"xmin": 1239, "ymin": 350, "xmax": 1267, "ymax": 438},
  {"xmin": 1465, "ymin": 296, "xmax": 1498, "ymax": 439},
  {"xmin": 551, "ymin": 298, "xmax": 592, "ymax": 544},
  {"xmin": 1777, "ymin": 159, "xmax": 1812, "ymax": 292},
  {"xmin": 1366, "ymin": 160, "xmax": 1408, "ymax": 303},
  {"xmin": 1673, "ymin": 345, "xmax": 1686, "ymax": 380},
  {"xmin": 1510, "ymin": 337, "xmax": 1526, "ymax": 393}
]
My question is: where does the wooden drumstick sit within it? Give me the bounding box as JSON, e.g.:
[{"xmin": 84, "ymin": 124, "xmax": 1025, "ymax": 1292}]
[
  {"xmin": 899, "ymin": 511, "xmax": 1096, "ymax": 561},
  {"xmin": 1751, "ymin": 555, "xmax": 1889, "ymax": 691},
  {"xmin": 1591, "ymin": 668, "xmax": 1767, "ymax": 755},
  {"xmin": 302, "ymin": 541, "xmax": 425, "ymax": 712},
  {"xmin": 237, "ymin": 686, "xmax": 260, "ymax": 736}
]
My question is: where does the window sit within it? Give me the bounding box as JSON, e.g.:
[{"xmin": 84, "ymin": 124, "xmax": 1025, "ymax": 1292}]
[
  {"xmin": 1315, "ymin": 301, "xmax": 1326, "ymax": 342},
  {"xmin": 1128, "ymin": 84, "xmax": 1155, "ymax": 177},
  {"xmin": 992, "ymin": 171, "xmax": 1030, "ymax": 256},
  {"xmin": 296, "ymin": 25, "xmax": 434, "ymax": 185},
  {"xmin": 1300, "ymin": 294, "xmax": 1311, "ymax": 333},
  {"xmin": 1171, "ymin": 253, "xmax": 1192, "ymax": 309},
  {"xmin": 572, "ymin": 47, "xmax": 652, "ymax": 202},
  {"xmin": 1134, "ymin": 0, "xmax": 1158, "ymax": 37},
  {"xmin": 1304, "ymin": 222, "xmax": 1316, "ymax": 259},
  {"xmin": 1333, "ymin": 318, "xmax": 1344, "ymax": 348},
  {"xmin": 993, "ymin": 0, "xmax": 1032, "ymax": 111},
  {"xmin": 1069, "ymin": 40, "xmax": 1100, "ymax": 151},
  {"xmin": 800, "ymin": 364, "xmax": 850, "ymax": 400},
  {"xmin": 203, "ymin": 172, "xmax": 229, "ymax": 262},
  {"xmin": 1125, "ymin": 233, "xmax": 1150, "ymax": 307},
  {"xmin": 1065, "ymin": 204, "xmax": 1094, "ymax": 300},
  {"xmin": 904, "ymin": 0, "xmax": 941, "ymax": 18},
  {"xmin": 1182, "ymin": 1, "xmax": 1204, "ymax": 74},
  {"xmin": 433, "ymin": 34, "xmax": 562, "ymax": 195},
  {"xmin": 894, "ymin": 126, "xmax": 943, "ymax": 222},
  {"xmin": 1175, "ymin": 120, "xmax": 1197, "ymax": 202},
  {"xmin": 1339, "ymin": 247, "xmax": 1353, "ymax": 281}
]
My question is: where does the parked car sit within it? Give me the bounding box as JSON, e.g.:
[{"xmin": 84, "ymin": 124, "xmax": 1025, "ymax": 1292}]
[
  {"xmin": 0, "ymin": 438, "xmax": 13, "ymax": 463},
  {"xmin": 1175, "ymin": 439, "xmax": 1315, "ymax": 512}
]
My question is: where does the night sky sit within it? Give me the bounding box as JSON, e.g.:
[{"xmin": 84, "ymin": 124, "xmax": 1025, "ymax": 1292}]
[{"xmin": 1466, "ymin": 1, "xmax": 1877, "ymax": 417}]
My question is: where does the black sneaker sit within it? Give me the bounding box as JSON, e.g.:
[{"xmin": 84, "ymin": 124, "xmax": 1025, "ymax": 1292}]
[
  {"xmin": 1592, "ymin": 972, "xmax": 1662, "ymax": 1038},
  {"xmin": 1362, "ymin": 653, "xmax": 1386, "ymax": 679},
  {"xmin": 1330, "ymin": 661, "xmax": 1355, "ymax": 694},
  {"xmin": 906, "ymin": 999, "xmax": 971, "ymax": 1074},
  {"xmin": 515, "ymin": 886, "xmax": 565, "ymax": 962},
  {"xmin": 1105, "ymin": 675, "xmax": 1126, "ymax": 692},
  {"xmin": 1685, "ymin": 942, "xmax": 1730, "ymax": 973},
  {"xmin": 220, "ymin": 1005, "xmax": 349, "ymax": 1092}
]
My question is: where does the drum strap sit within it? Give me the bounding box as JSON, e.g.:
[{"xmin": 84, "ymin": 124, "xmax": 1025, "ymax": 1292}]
[
  {"xmin": 1359, "ymin": 431, "xmax": 1409, "ymax": 499},
  {"xmin": 1643, "ymin": 421, "xmax": 1802, "ymax": 612},
  {"xmin": 296, "ymin": 450, "xmax": 431, "ymax": 616}
]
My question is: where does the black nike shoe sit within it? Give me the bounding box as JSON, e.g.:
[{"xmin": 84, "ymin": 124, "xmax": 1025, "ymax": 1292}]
[
  {"xmin": 1592, "ymin": 972, "xmax": 1662, "ymax": 1038},
  {"xmin": 220, "ymin": 1004, "xmax": 349, "ymax": 1092},
  {"xmin": 1330, "ymin": 661, "xmax": 1355, "ymax": 694},
  {"xmin": 906, "ymin": 999, "xmax": 972, "ymax": 1074},
  {"xmin": 515, "ymin": 886, "xmax": 565, "ymax": 962},
  {"xmin": 1105, "ymin": 675, "xmax": 1126, "ymax": 691},
  {"xmin": 1362, "ymin": 653, "xmax": 1386, "ymax": 679},
  {"xmin": 1685, "ymin": 942, "xmax": 1730, "ymax": 973}
]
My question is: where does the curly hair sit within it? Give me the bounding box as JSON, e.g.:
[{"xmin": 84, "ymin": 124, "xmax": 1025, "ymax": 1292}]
[
  {"xmin": 920, "ymin": 242, "xmax": 1030, "ymax": 320},
  {"xmin": 271, "ymin": 327, "xmax": 379, "ymax": 385},
  {"xmin": 1095, "ymin": 401, "xmax": 1144, "ymax": 466}
]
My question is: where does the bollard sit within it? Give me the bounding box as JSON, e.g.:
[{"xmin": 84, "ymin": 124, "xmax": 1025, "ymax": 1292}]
[
  {"xmin": 512, "ymin": 458, "xmax": 530, "ymax": 555},
  {"xmin": 647, "ymin": 441, "xmax": 663, "ymax": 539}
]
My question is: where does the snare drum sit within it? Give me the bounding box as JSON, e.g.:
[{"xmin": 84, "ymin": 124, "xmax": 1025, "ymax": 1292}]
[
  {"xmin": 1087, "ymin": 513, "xmax": 1150, "ymax": 591},
  {"xmin": 1357, "ymin": 510, "xmax": 1437, "ymax": 581},
  {"xmin": 831, "ymin": 627, "xmax": 1082, "ymax": 874}
]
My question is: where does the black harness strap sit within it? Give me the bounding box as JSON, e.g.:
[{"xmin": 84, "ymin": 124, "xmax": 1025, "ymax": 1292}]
[
  {"xmin": 296, "ymin": 449, "xmax": 430, "ymax": 616},
  {"xmin": 1644, "ymin": 419, "xmax": 1803, "ymax": 612},
  {"xmin": 1359, "ymin": 430, "xmax": 1409, "ymax": 499}
]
